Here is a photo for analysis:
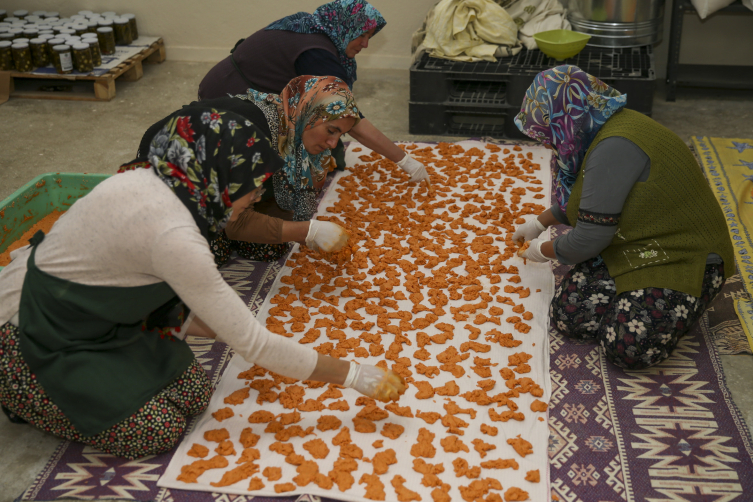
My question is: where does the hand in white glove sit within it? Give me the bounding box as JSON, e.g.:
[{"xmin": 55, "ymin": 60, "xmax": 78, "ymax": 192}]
[
  {"xmin": 512, "ymin": 217, "xmax": 546, "ymax": 243},
  {"xmin": 344, "ymin": 362, "xmax": 406, "ymax": 403},
  {"xmin": 396, "ymin": 153, "xmax": 430, "ymax": 184},
  {"xmin": 305, "ymin": 220, "xmax": 350, "ymax": 253},
  {"xmin": 520, "ymin": 238, "xmax": 552, "ymax": 263}
]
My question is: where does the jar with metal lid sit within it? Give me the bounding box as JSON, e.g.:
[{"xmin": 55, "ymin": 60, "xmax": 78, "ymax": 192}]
[
  {"xmin": 13, "ymin": 10, "xmax": 29, "ymax": 19},
  {"xmin": 29, "ymin": 38, "xmax": 50, "ymax": 67},
  {"xmin": 122, "ymin": 14, "xmax": 139, "ymax": 40},
  {"xmin": 52, "ymin": 44, "xmax": 73, "ymax": 73},
  {"xmin": 23, "ymin": 28, "xmax": 38, "ymax": 38},
  {"xmin": 112, "ymin": 17, "xmax": 132, "ymax": 45},
  {"xmin": 0, "ymin": 40, "xmax": 13, "ymax": 70},
  {"xmin": 86, "ymin": 38, "xmax": 102, "ymax": 66},
  {"xmin": 4, "ymin": 17, "xmax": 21, "ymax": 23},
  {"xmin": 85, "ymin": 20, "xmax": 98, "ymax": 33},
  {"xmin": 14, "ymin": 37, "xmax": 30, "ymax": 44},
  {"xmin": 46, "ymin": 37, "xmax": 64, "ymax": 58},
  {"xmin": 96, "ymin": 27, "xmax": 116, "ymax": 55},
  {"xmin": 97, "ymin": 19, "xmax": 113, "ymax": 28},
  {"xmin": 0, "ymin": 33, "xmax": 13, "ymax": 42},
  {"xmin": 11, "ymin": 42, "xmax": 32, "ymax": 71},
  {"xmin": 57, "ymin": 28, "xmax": 75, "ymax": 36},
  {"xmin": 45, "ymin": 12, "xmax": 59, "ymax": 18},
  {"xmin": 9, "ymin": 28, "xmax": 24, "ymax": 39},
  {"xmin": 71, "ymin": 43, "xmax": 93, "ymax": 73},
  {"xmin": 73, "ymin": 24, "xmax": 88, "ymax": 36}
]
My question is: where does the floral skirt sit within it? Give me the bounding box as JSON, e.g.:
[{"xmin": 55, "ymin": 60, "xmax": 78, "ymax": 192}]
[
  {"xmin": 210, "ymin": 229, "xmax": 290, "ymax": 267},
  {"xmin": 550, "ymin": 258, "xmax": 725, "ymax": 370},
  {"xmin": 0, "ymin": 322, "xmax": 212, "ymax": 459}
]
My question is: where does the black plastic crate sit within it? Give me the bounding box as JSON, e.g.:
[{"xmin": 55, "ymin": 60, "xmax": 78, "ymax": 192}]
[
  {"xmin": 409, "ymin": 102, "xmax": 527, "ymax": 139},
  {"xmin": 410, "ymin": 45, "xmax": 655, "ymax": 115}
]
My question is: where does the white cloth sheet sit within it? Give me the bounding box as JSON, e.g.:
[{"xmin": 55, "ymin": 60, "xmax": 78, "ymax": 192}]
[{"xmin": 158, "ymin": 141, "xmax": 554, "ymax": 502}]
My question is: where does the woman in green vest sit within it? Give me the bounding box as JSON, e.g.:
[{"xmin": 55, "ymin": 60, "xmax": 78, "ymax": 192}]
[
  {"xmin": 512, "ymin": 65, "xmax": 734, "ymax": 370},
  {"xmin": 0, "ymin": 107, "xmax": 404, "ymax": 459}
]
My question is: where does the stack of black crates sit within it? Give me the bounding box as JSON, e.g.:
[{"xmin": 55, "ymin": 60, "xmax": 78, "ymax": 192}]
[{"xmin": 409, "ymin": 45, "xmax": 656, "ymax": 139}]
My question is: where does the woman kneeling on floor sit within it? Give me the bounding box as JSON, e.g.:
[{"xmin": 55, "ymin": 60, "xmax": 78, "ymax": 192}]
[
  {"xmin": 0, "ymin": 109, "xmax": 404, "ymax": 459},
  {"xmin": 139, "ymin": 75, "xmax": 366, "ymax": 266},
  {"xmin": 513, "ymin": 65, "xmax": 734, "ymax": 369}
]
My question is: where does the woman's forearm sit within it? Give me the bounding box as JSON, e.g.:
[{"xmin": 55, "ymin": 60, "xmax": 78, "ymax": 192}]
[
  {"xmin": 308, "ymin": 353, "xmax": 351, "ymax": 385},
  {"xmin": 536, "ymin": 208, "xmax": 560, "ymax": 228},
  {"xmin": 282, "ymin": 220, "xmax": 310, "ymax": 243},
  {"xmin": 349, "ymin": 118, "xmax": 406, "ymax": 163}
]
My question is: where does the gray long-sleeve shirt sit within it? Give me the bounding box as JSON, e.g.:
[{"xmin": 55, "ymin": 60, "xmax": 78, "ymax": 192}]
[{"xmin": 551, "ymin": 136, "xmax": 721, "ymax": 266}]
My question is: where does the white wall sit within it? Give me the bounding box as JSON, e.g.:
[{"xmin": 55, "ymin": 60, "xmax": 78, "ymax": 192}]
[{"xmin": 4, "ymin": 0, "xmax": 753, "ymax": 79}]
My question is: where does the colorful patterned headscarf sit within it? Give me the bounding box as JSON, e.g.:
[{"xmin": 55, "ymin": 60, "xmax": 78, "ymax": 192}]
[
  {"xmin": 514, "ymin": 65, "xmax": 627, "ymax": 210},
  {"xmin": 240, "ymin": 75, "xmax": 361, "ymax": 189},
  {"xmin": 265, "ymin": 0, "xmax": 387, "ymax": 86},
  {"xmin": 120, "ymin": 108, "xmax": 282, "ymax": 240}
]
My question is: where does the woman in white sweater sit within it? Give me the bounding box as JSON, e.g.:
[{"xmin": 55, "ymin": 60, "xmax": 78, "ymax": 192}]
[{"xmin": 0, "ymin": 106, "xmax": 404, "ymax": 459}]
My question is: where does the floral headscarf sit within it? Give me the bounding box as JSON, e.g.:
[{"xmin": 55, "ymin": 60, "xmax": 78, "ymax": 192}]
[
  {"xmin": 514, "ymin": 65, "xmax": 627, "ymax": 211},
  {"xmin": 265, "ymin": 0, "xmax": 387, "ymax": 86},
  {"xmin": 120, "ymin": 108, "xmax": 282, "ymax": 240},
  {"xmin": 239, "ymin": 75, "xmax": 360, "ymax": 190}
]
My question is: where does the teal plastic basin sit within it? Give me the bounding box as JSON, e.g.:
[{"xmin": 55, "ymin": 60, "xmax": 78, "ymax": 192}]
[{"xmin": 0, "ymin": 173, "xmax": 110, "ymax": 271}]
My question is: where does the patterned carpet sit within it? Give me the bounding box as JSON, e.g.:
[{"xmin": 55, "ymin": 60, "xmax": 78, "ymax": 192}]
[{"xmin": 15, "ymin": 155, "xmax": 753, "ymax": 502}]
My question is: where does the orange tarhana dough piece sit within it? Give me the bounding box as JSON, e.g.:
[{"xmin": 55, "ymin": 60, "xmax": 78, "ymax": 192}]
[
  {"xmin": 187, "ymin": 443, "xmax": 209, "ymax": 458},
  {"xmin": 210, "ymin": 461, "xmax": 260, "ymax": 487},
  {"xmin": 391, "ymin": 475, "xmax": 422, "ymax": 502},
  {"xmin": 410, "ymin": 428, "xmax": 436, "ymax": 458},
  {"xmin": 212, "ymin": 407, "xmax": 234, "ymax": 422},
  {"xmin": 0, "ymin": 209, "xmax": 66, "ymax": 267},
  {"xmin": 248, "ymin": 477, "xmax": 265, "ymax": 490},
  {"xmin": 381, "ymin": 422, "xmax": 405, "ymax": 439},
  {"xmin": 504, "ymin": 487, "xmax": 529, "ymax": 501},
  {"xmin": 215, "ymin": 440, "xmax": 236, "ymax": 456},
  {"xmin": 525, "ymin": 469, "xmax": 540, "ymax": 482},
  {"xmin": 177, "ymin": 455, "xmax": 229, "ymax": 483},
  {"xmin": 203, "ymin": 428, "xmax": 230, "ymax": 443},
  {"xmin": 263, "ymin": 466, "xmax": 282, "ymax": 481},
  {"xmin": 507, "ymin": 435, "xmax": 533, "ymax": 457},
  {"xmin": 224, "ymin": 387, "xmax": 251, "ymax": 405},
  {"xmin": 303, "ymin": 438, "xmax": 330, "ymax": 459},
  {"xmin": 531, "ymin": 399, "xmax": 548, "ymax": 412},
  {"xmin": 360, "ymin": 473, "xmax": 387, "ymax": 501},
  {"xmin": 248, "ymin": 410, "xmax": 275, "ymax": 423},
  {"xmin": 240, "ymin": 428, "xmax": 260, "ymax": 448},
  {"xmin": 274, "ymin": 483, "xmax": 297, "ymax": 493}
]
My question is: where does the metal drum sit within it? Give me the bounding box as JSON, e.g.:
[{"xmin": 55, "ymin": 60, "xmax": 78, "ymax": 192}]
[{"xmin": 568, "ymin": 0, "xmax": 666, "ymax": 47}]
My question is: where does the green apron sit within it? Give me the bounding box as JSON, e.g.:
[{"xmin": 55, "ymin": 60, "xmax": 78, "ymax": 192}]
[{"xmin": 18, "ymin": 231, "xmax": 195, "ymax": 437}]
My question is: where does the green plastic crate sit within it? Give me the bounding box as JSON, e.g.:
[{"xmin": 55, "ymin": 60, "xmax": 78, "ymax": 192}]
[{"xmin": 0, "ymin": 173, "xmax": 110, "ymax": 271}]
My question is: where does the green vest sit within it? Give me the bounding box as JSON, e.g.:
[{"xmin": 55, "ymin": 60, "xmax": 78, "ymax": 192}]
[
  {"xmin": 18, "ymin": 231, "xmax": 195, "ymax": 437},
  {"xmin": 566, "ymin": 109, "xmax": 734, "ymax": 296}
]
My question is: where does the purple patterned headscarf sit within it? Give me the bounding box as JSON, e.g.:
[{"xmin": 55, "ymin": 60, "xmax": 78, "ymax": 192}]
[
  {"xmin": 514, "ymin": 65, "xmax": 627, "ymax": 211},
  {"xmin": 265, "ymin": 0, "xmax": 387, "ymax": 87}
]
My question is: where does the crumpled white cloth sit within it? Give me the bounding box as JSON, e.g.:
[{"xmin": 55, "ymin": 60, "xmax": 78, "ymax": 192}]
[
  {"xmin": 502, "ymin": 0, "xmax": 571, "ymax": 50},
  {"xmin": 420, "ymin": 0, "xmax": 520, "ymax": 62}
]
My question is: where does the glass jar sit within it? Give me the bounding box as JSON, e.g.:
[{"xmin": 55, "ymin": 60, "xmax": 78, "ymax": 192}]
[
  {"xmin": 11, "ymin": 42, "xmax": 32, "ymax": 71},
  {"xmin": 33, "ymin": 11, "xmax": 47, "ymax": 17},
  {"xmin": 23, "ymin": 28, "xmax": 38, "ymax": 39},
  {"xmin": 112, "ymin": 17, "xmax": 132, "ymax": 45},
  {"xmin": 86, "ymin": 20, "xmax": 98, "ymax": 33},
  {"xmin": 0, "ymin": 33, "xmax": 14, "ymax": 43},
  {"xmin": 71, "ymin": 43, "xmax": 93, "ymax": 73},
  {"xmin": 57, "ymin": 28, "xmax": 75, "ymax": 37},
  {"xmin": 86, "ymin": 38, "xmax": 102, "ymax": 66},
  {"xmin": 0, "ymin": 40, "xmax": 13, "ymax": 70},
  {"xmin": 52, "ymin": 44, "xmax": 73, "ymax": 74},
  {"xmin": 30, "ymin": 38, "xmax": 50, "ymax": 67},
  {"xmin": 96, "ymin": 27, "xmax": 116, "ymax": 55},
  {"xmin": 9, "ymin": 28, "xmax": 24, "ymax": 39},
  {"xmin": 13, "ymin": 10, "xmax": 29, "ymax": 20},
  {"xmin": 97, "ymin": 19, "xmax": 113, "ymax": 28},
  {"xmin": 122, "ymin": 14, "xmax": 138, "ymax": 40}
]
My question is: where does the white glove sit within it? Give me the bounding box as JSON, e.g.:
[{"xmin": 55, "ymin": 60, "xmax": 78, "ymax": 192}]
[
  {"xmin": 520, "ymin": 238, "xmax": 552, "ymax": 263},
  {"xmin": 305, "ymin": 220, "xmax": 350, "ymax": 253},
  {"xmin": 344, "ymin": 362, "xmax": 406, "ymax": 403},
  {"xmin": 512, "ymin": 218, "xmax": 546, "ymax": 243},
  {"xmin": 396, "ymin": 153, "xmax": 430, "ymax": 184}
]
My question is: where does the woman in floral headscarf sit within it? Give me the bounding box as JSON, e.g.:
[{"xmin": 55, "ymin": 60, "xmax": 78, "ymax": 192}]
[
  {"xmin": 139, "ymin": 75, "xmax": 363, "ymax": 265},
  {"xmin": 198, "ymin": 0, "xmax": 430, "ymax": 188},
  {"xmin": 511, "ymin": 65, "xmax": 733, "ymax": 370},
  {"xmin": 0, "ymin": 107, "xmax": 405, "ymax": 458}
]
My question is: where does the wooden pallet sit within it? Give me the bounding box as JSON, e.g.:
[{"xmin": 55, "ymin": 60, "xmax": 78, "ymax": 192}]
[{"xmin": 0, "ymin": 38, "xmax": 166, "ymax": 104}]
